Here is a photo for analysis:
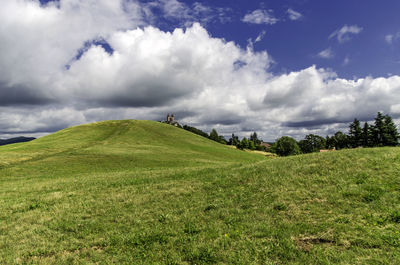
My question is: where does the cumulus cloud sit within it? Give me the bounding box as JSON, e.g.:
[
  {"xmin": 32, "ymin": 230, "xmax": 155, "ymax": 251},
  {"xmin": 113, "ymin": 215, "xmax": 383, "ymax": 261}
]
[
  {"xmin": 329, "ymin": 25, "xmax": 363, "ymax": 43},
  {"xmin": 1, "ymin": 0, "xmax": 400, "ymax": 142},
  {"xmin": 0, "ymin": 0, "xmax": 142, "ymax": 104},
  {"xmin": 62, "ymin": 23, "xmax": 271, "ymax": 108},
  {"xmin": 242, "ymin": 9, "xmax": 278, "ymax": 25},
  {"xmin": 317, "ymin": 48, "xmax": 334, "ymax": 59},
  {"xmin": 262, "ymin": 66, "xmax": 400, "ymax": 127},
  {"xmin": 287, "ymin": 8, "xmax": 303, "ymax": 21}
]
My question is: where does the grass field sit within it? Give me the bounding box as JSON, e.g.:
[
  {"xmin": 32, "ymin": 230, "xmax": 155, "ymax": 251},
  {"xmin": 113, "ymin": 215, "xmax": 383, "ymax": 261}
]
[{"xmin": 0, "ymin": 120, "xmax": 399, "ymax": 264}]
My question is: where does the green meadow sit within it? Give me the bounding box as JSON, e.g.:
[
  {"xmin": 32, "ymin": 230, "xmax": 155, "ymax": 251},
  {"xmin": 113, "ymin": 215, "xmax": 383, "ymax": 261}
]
[{"xmin": 0, "ymin": 120, "xmax": 399, "ymax": 264}]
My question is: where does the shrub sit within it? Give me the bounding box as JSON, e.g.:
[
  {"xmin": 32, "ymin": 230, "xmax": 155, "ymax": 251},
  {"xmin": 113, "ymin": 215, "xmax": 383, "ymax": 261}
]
[{"xmin": 273, "ymin": 136, "xmax": 301, "ymax": 156}]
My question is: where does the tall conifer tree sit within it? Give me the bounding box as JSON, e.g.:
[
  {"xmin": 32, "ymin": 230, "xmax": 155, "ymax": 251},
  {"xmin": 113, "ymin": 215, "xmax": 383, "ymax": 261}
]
[
  {"xmin": 349, "ymin": 118, "xmax": 363, "ymax": 147},
  {"xmin": 384, "ymin": 115, "xmax": 399, "ymax": 146},
  {"xmin": 362, "ymin": 122, "xmax": 373, "ymax": 147},
  {"xmin": 372, "ymin": 112, "xmax": 386, "ymax": 146}
]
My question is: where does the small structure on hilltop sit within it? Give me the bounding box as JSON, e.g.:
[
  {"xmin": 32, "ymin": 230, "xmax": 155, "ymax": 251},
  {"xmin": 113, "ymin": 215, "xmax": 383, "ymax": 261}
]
[
  {"xmin": 260, "ymin": 142, "xmax": 271, "ymax": 149},
  {"xmin": 320, "ymin": 147, "xmax": 336, "ymax": 152},
  {"xmin": 164, "ymin": 114, "xmax": 180, "ymax": 127}
]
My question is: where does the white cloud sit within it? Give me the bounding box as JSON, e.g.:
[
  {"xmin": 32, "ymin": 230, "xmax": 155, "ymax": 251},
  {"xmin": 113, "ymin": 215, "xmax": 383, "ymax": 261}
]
[
  {"xmin": 385, "ymin": 32, "xmax": 400, "ymax": 44},
  {"xmin": 262, "ymin": 67, "xmax": 400, "ymax": 128},
  {"xmin": 287, "ymin": 8, "xmax": 303, "ymax": 21},
  {"xmin": 0, "ymin": 1, "xmax": 400, "ymax": 142},
  {"xmin": 390, "ymin": 104, "xmax": 400, "ymax": 114},
  {"xmin": 255, "ymin": 30, "xmax": 266, "ymax": 43},
  {"xmin": 329, "ymin": 25, "xmax": 363, "ymax": 43},
  {"xmin": 143, "ymin": 0, "xmax": 232, "ymax": 26},
  {"xmin": 318, "ymin": 48, "xmax": 334, "ymax": 59},
  {"xmin": 247, "ymin": 30, "xmax": 267, "ymax": 51},
  {"xmin": 62, "ymin": 23, "xmax": 271, "ymax": 108},
  {"xmin": 0, "ymin": 0, "xmax": 142, "ymax": 91},
  {"xmin": 242, "ymin": 9, "xmax": 278, "ymax": 25},
  {"xmin": 159, "ymin": 0, "xmax": 189, "ymax": 19},
  {"xmin": 386, "ymin": 34, "xmax": 394, "ymax": 44},
  {"xmin": 343, "ymin": 56, "xmax": 350, "ymax": 65}
]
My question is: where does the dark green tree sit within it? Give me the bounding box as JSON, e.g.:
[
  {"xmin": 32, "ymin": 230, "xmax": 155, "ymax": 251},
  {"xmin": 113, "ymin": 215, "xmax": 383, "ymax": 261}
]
[
  {"xmin": 183, "ymin": 125, "xmax": 209, "ymax": 139},
  {"xmin": 249, "ymin": 132, "xmax": 261, "ymax": 146},
  {"xmin": 384, "ymin": 115, "xmax": 399, "ymax": 146},
  {"xmin": 228, "ymin": 133, "xmax": 240, "ymax": 146},
  {"xmin": 326, "ymin": 135, "xmax": 335, "ymax": 149},
  {"xmin": 218, "ymin": 135, "xmax": 227, "ymax": 145},
  {"xmin": 248, "ymin": 140, "xmax": 256, "ymax": 150},
  {"xmin": 273, "ymin": 136, "xmax": 301, "ymax": 156},
  {"xmin": 209, "ymin": 129, "xmax": 219, "ymax": 142},
  {"xmin": 349, "ymin": 118, "xmax": 363, "ymax": 147},
  {"xmin": 372, "ymin": 112, "xmax": 386, "ymax": 146},
  {"xmin": 362, "ymin": 122, "xmax": 373, "ymax": 147},
  {"xmin": 333, "ymin": 131, "xmax": 349, "ymax": 150},
  {"xmin": 298, "ymin": 139, "xmax": 307, "ymax": 153},
  {"xmin": 298, "ymin": 134, "xmax": 327, "ymax": 153},
  {"xmin": 239, "ymin": 137, "xmax": 249, "ymax": 150}
]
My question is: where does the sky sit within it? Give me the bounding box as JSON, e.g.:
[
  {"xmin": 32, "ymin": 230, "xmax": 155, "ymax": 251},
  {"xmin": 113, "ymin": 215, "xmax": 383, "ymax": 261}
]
[{"xmin": 1, "ymin": 0, "xmax": 400, "ymax": 141}]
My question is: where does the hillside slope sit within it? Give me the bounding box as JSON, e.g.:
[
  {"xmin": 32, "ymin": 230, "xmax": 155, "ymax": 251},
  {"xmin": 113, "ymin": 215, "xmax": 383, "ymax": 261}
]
[
  {"xmin": 0, "ymin": 120, "xmax": 262, "ymax": 175},
  {"xmin": 0, "ymin": 122, "xmax": 399, "ymax": 264}
]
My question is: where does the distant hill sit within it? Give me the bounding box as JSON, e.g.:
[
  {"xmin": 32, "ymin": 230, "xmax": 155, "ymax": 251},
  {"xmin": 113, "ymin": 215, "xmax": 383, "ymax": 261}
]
[{"xmin": 0, "ymin": 136, "xmax": 35, "ymax": 146}]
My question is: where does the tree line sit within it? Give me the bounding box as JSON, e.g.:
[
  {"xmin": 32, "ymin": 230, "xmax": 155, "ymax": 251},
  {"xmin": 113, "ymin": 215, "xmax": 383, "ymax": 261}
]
[
  {"xmin": 179, "ymin": 112, "xmax": 399, "ymax": 156},
  {"xmin": 272, "ymin": 112, "xmax": 399, "ymax": 156},
  {"xmin": 181, "ymin": 125, "xmax": 267, "ymax": 151}
]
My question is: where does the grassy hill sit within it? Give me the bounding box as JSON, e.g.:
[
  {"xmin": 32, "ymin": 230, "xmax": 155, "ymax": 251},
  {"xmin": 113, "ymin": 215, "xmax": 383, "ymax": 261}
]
[
  {"xmin": 0, "ymin": 120, "xmax": 399, "ymax": 264},
  {"xmin": 0, "ymin": 120, "xmax": 262, "ymax": 175}
]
